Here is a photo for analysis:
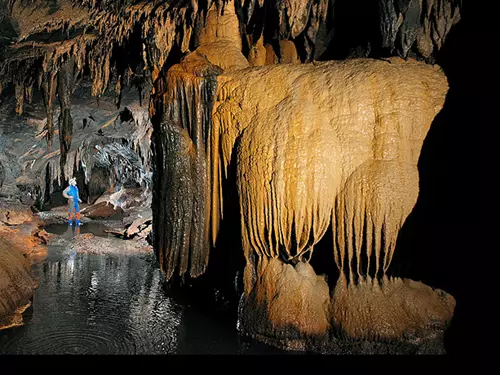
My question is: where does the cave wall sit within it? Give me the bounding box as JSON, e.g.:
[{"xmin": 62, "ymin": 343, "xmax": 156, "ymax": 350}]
[{"xmin": 0, "ymin": 0, "xmax": 466, "ymax": 353}]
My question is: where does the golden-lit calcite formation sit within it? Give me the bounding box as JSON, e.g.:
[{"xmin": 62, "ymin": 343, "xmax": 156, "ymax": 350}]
[
  {"xmin": 0, "ymin": 200, "xmax": 39, "ymax": 330},
  {"xmin": 331, "ymin": 275, "xmax": 456, "ymax": 339},
  {"xmin": 155, "ymin": 0, "xmax": 454, "ymax": 344},
  {"xmin": 0, "ymin": 237, "xmax": 33, "ymax": 330},
  {"xmin": 210, "ymin": 57, "xmax": 449, "ymax": 339},
  {"xmin": 214, "ymin": 58, "xmax": 446, "ymax": 274},
  {"xmin": 195, "ymin": 1, "xmax": 249, "ymax": 71},
  {"xmin": 248, "ymin": 37, "xmax": 300, "ymax": 66},
  {"xmin": 239, "ymin": 258, "xmax": 331, "ymax": 348}
]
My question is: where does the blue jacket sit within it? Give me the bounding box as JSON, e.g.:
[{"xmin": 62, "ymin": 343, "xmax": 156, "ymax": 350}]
[{"xmin": 67, "ymin": 185, "xmax": 79, "ymax": 200}]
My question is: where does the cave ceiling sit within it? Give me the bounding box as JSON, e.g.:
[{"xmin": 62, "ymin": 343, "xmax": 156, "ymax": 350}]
[{"xmin": 0, "ymin": 0, "xmax": 461, "ymax": 115}]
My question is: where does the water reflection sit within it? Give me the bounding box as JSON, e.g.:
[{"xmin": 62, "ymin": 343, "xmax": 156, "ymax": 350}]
[
  {"xmin": 0, "ymin": 242, "xmax": 183, "ymax": 354},
  {"xmin": 0, "ymin": 224, "xmax": 286, "ymax": 355}
]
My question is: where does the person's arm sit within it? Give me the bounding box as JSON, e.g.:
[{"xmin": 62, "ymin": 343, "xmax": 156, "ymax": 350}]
[
  {"xmin": 77, "ymin": 188, "xmax": 82, "ymax": 203},
  {"xmin": 62, "ymin": 186, "xmax": 72, "ymax": 199}
]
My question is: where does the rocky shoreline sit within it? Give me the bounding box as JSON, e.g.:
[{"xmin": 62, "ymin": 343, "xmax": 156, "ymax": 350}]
[
  {"xmin": 0, "ymin": 188, "xmax": 153, "ymax": 330},
  {"xmin": 0, "ymin": 199, "xmax": 45, "ymax": 330}
]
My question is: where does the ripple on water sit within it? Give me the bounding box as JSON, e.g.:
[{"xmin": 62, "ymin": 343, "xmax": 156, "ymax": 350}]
[{"xmin": 0, "ymin": 248, "xmax": 184, "ymax": 355}]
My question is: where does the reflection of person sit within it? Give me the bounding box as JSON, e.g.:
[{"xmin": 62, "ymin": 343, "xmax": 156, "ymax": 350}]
[{"xmin": 62, "ymin": 177, "xmax": 82, "ymax": 226}]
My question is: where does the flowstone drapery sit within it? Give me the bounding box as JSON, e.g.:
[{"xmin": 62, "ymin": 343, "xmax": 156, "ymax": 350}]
[
  {"xmin": 152, "ymin": 1, "xmax": 455, "ymax": 352},
  {"xmin": 0, "ymin": 0, "xmax": 461, "ymax": 353}
]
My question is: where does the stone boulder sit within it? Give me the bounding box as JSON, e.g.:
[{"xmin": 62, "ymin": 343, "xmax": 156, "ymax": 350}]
[
  {"xmin": 331, "ymin": 275, "xmax": 456, "ymax": 340},
  {"xmin": 80, "ymin": 201, "xmax": 124, "ymax": 219},
  {"xmin": 0, "ymin": 199, "xmax": 35, "ymax": 225}
]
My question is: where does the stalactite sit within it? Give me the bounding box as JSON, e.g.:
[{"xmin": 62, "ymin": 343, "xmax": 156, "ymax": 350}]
[
  {"xmin": 14, "ymin": 84, "xmax": 24, "ymax": 115},
  {"xmin": 57, "ymin": 56, "xmax": 78, "ymax": 180},
  {"xmin": 40, "ymin": 71, "xmax": 58, "ymax": 150},
  {"xmin": 153, "ymin": 54, "xmax": 223, "ymax": 281},
  {"xmin": 333, "ymin": 159, "xmax": 423, "ymax": 282}
]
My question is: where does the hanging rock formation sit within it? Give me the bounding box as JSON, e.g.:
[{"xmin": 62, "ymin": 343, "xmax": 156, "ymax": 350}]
[
  {"xmin": 0, "ymin": 0, "xmax": 460, "ymax": 188},
  {"xmin": 151, "ymin": 1, "xmax": 457, "ymax": 352},
  {"xmin": 0, "ymin": 0, "xmax": 462, "ymax": 353},
  {"xmin": 214, "ymin": 57, "xmax": 454, "ymax": 348}
]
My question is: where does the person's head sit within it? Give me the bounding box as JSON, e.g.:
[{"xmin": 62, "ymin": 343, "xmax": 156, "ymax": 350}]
[{"xmin": 69, "ymin": 177, "xmax": 77, "ymax": 186}]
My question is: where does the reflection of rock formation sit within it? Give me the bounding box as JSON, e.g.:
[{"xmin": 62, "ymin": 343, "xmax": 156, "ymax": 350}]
[{"xmin": 151, "ymin": 1, "xmax": 455, "ymax": 353}]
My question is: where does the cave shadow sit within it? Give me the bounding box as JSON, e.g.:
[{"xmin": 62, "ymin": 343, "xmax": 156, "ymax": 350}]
[{"xmin": 387, "ymin": 13, "xmax": 483, "ymax": 356}]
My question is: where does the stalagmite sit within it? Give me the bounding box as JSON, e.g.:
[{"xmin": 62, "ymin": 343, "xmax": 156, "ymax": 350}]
[{"xmin": 331, "ymin": 275, "xmax": 456, "ymax": 340}]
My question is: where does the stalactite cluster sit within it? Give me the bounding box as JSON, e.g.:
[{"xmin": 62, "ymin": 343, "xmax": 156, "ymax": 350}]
[
  {"xmin": 210, "ymin": 58, "xmax": 448, "ymax": 289},
  {"xmin": 241, "ymin": 0, "xmax": 461, "ymax": 61},
  {"xmin": 37, "ymin": 108, "xmax": 152, "ymax": 204},
  {"xmin": 0, "ymin": 0, "xmax": 460, "ymax": 180},
  {"xmin": 0, "ymin": 0, "xmax": 227, "ymax": 176},
  {"xmin": 151, "ymin": 49, "xmax": 224, "ymax": 282}
]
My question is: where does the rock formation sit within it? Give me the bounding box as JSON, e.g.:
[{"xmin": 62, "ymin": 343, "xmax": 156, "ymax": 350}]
[
  {"xmin": 0, "ymin": 236, "xmax": 33, "ymax": 330},
  {"xmin": 0, "ymin": 198, "xmax": 48, "ymax": 329},
  {"xmin": 151, "ymin": 1, "xmax": 456, "ymax": 352},
  {"xmin": 0, "ymin": 0, "xmax": 462, "ymax": 353}
]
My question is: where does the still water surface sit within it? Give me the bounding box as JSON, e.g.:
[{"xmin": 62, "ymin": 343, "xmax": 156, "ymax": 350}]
[{"xmin": 0, "ymin": 224, "xmax": 286, "ymax": 355}]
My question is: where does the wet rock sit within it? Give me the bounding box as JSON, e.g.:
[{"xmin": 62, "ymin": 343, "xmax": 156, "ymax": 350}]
[
  {"xmin": 0, "ymin": 237, "xmax": 34, "ymax": 330},
  {"xmin": 125, "ymin": 217, "xmax": 152, "ymax": 238},
  {"xmin": 103, "ymin": 228, "xmax": 126, "ymax": 237},
  {"xmin": 69, "ymin": 233, "xmax": 152, "ymax": 256},
  {"xmin": 0, "ymin": 222, "xmax": 49, "ymax": 262},
  {"xmin": 331, "ymin": 275, "xmax": 456, "ymax": 340},
  {"xmin": 34, "ymin": 229, "xmax": 51, "ymax": 245},
  {"xmin": 80, "ymin": 201, "xmax": 124, "ymax": 219},
  {"xmin": 0, "ymin": 199, "xmax": 34, "ymax": 225},
  {"xmin": 239, "ymin": 258, "xmax": 330, "ymax": 350}
]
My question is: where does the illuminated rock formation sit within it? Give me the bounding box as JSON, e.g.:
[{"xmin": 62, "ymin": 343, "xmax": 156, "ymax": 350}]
[
  {"xmin": 151, "ymin": 1, "xmax": 456, "ymax": 351},
  {"xmin": 0, "ymin": 199, "xmax": 47, "ymax": 329},
  {"xmin": 0, "ymin": 237, "xmax": 33, "ymax": 330},
  {"xmin": 224, "ymin": 58, "xmax": 454, "ymax": 348},
  {"xmin": 0, "ymin": 0, "xmax": 462, "ymax": 353}
]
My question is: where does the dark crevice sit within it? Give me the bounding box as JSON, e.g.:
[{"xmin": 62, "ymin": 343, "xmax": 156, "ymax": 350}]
[{"xmin": 387, "ymin": 11, "xmax": 479, "ymax": 355}]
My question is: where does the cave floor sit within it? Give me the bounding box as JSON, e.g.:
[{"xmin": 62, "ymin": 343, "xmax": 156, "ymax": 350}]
[{"xmin": 0, "ymin": 222, "xmax": 287, "ymax": 355}]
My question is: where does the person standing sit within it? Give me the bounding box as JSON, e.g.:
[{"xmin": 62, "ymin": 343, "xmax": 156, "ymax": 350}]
[{"xmin": 62, "ymin": 177, "xmax": 82, "ymax": 226}]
